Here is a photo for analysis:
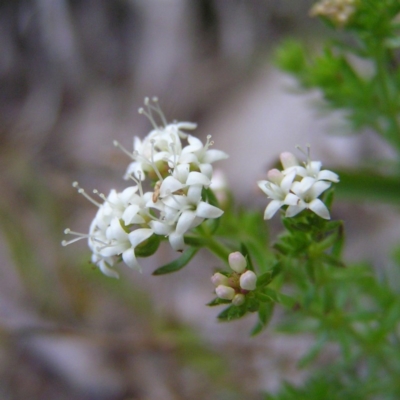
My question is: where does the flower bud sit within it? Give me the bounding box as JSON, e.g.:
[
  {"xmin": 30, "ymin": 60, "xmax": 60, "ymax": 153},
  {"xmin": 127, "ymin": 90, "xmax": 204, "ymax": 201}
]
[
  {"xmin": 211, "ymin": 272, "xmax": 229, "ymax": 287},
  {"xmin": 267, "ymin": 169, "xmax": 284, "ymax": 185},
  {"xmin": 280, "ymin": 152, "xmax": 299, "ymax": 170},
  {"xmin": 240, "ymin": 270, "xmax": 257, "ymax": 291},
  {"xmin": 232, "ymin": 293, "xmax": 245, "ymax": 306},
  {"xmin": 215, "ymin": 285, "xmax": 235, "ymax": 300},
  {"xmin": 228, "ymin": 252, "xmax": 246, "ymax": 273}
]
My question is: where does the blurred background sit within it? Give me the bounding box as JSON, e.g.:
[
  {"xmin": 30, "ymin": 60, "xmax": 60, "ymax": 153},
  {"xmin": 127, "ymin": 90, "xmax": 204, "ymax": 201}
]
[{"xmin": 1, "ymin": 1, "xmax": 400, "ymax": 399}]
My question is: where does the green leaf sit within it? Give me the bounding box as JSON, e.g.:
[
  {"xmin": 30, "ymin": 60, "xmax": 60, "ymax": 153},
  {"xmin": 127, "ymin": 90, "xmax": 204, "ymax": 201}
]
[
  {"xmin": 298, "ymin": 332, "xmax": 328, "ymax": 368},
  {"xmin": 240, "ymin": 242, "xmax": 255, "ymax": 271},
  {"xmin": 251, "ymin": 302, "xmax": 274, "ymax": 336},
  {"xmin": 152, "ymin": 247, "xmax": 198, "ymax": 275},
  {"xmin": 262, "ymin": 288, "xmax": 296, "ymax": 308},
  {"xmin": 203, "ymin": 187, "xmax": 220, "ymax": 208},
  {"xmin": 335, "ymin": 168, "xmax": 400, "ymax": 205},
  {"xmin": 256, "ymin": 271, "xmax": 273, "ymax": 288},
  {"xmin": 207, "ymin": 297, "xmax": 232, "ymax": 307},
  {"xmin": 134, "ymin": 234, "xmax": 161, "ymax": 257},
  {"xmin": 217, "ymin": 305, "xmax": 247, "ymax": 321}
]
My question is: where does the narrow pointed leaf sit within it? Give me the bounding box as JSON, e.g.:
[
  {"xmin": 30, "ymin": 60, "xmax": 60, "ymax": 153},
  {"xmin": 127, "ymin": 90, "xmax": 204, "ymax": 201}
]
[{"xmin": 152, "ymin": 247, "xmax": 198, "ymax": 275}]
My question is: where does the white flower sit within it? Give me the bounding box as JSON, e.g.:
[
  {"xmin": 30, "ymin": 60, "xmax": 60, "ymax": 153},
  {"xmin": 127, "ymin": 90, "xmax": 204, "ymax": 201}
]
[
  {"xmin": 258, "ymin": 170, "xmax": 298, "ymax": 219},
  {"xmin": 63, "ymin": 182, "xmax": 157, "ymax": 277},
  {"xmin": 281, "ymin": 149, "xmax": 339, "ymax": 183},
  {"xmin": 310, "ymin": 0, "xmax": 357, "ymax": 26},
  {"xmin": 100, "ymin": 217, "xmax": 154, "ymax": 271},
  {"xmin": 286, "ymin": 177, "xmax": 331, "ymax": 219},
  {"xmin": 228, "ymin": 252, "xmax": 247, "ymax": 273},
  {"xmin": 178, "ymin": 135, "xmax": 228, "ymax": 176},
  {"xmin": 239, "ymin": 270, "xmax": 257, "ymax": 291},
  {"xmin": 159, "ymin": 184, "xmax": 224, "ymax": 251}
]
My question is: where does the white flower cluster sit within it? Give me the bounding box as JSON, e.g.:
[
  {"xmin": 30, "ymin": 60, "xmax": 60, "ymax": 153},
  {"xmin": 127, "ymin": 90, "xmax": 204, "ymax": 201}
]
[
  {"xmin": 211, "ymin": 252, "xmax": 257, "ymax": 306},
  {"xmin": 310, "ymin": 0, "xmax": 357, "ymax": 26},
  {"xmin": 62, "ymin": 97, "xmax": 228, "ymax": 277},
  {"xmin": 258, "ymin": 147, "xmax": 339, "ymax": 220}
]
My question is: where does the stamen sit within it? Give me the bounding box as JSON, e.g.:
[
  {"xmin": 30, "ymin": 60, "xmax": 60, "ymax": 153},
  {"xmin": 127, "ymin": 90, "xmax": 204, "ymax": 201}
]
[
  {"xmin": 205, "ymin": 135, "xmax": 214, "ymax": 151},
  {"xmin": 114, "ymin": 140, "xmax": 135, "ymax": 160},
  {"xmin": 169, "ymin": 142, "xmax": 177, "ymax": 169},
  {"xmin": 62, "ymin": 228, "xmax": 90, "ymax": 246},
  {"xmin": 93, "ymin": 189, "xmax": 108, "ymax": 203},
  {"xmin": 149, "ymin": 139, "xmax": 164, "ymax": 182},
  {"xmin": 128, "ymin": 172, "xmax": 144, "ymax": 197},
  {"xmin": 138, "ymin": 98, "xmax": 159, "ymax": 130},
  {"xmin": 149, "ymin": 97, "xmax": 168, "ymax": 126},
  {"xmin": 295, "ymin": 144, "xmax": 312, "ymax": 165},
  {"xmin": 72, "ymin": 182, "xmax": 102, "ymax": 207}
]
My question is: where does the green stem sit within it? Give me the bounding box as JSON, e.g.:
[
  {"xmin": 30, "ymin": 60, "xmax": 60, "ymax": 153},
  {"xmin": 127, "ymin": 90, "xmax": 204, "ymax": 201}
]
[
  {"xmin": 374, "ymin": 45, "xmax": 400, "ymax": 153},
  {"xmin": 203, "ymin": 236, "xmax": 231, "ymax": 262}
]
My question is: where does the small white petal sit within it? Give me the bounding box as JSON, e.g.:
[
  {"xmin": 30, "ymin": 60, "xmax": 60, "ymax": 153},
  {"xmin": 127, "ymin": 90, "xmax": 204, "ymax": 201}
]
[
  {"xmin": 177, "ymin": 121, "xmax": 197, "ymax": 131},
  {"xmin": 160, "ymin": 176, "xmax": 185, "ymax": 197},
  {"xmin": 176, "ymin": 210, "xmax": 197, "ymax": 235},
  {"xmin": 122, "ymin": 248, "xmax": 141, "ymax": 271},
  {"xmin": 281, "ymin": 171, "xmax": 296, "ymax": 192},
  {"xmin": 187, "ymin": 184, "xmax": 202, "ymax": 203},
  {"xmin": 186, "ymin": 171, "xmax": 210, "ymax": 186},
  {"xmin": 169, "ymin": 232, "xmax": 185, "ymax": 251},
  {"xmin": 128, "ymin": 228, "xmax": 154, "ymax": 248},
  {"xmin": 286, "ymin": 203, "xmax": 306, "ymax": 218},
  {"xmin": 310, "ymin": 180, "xmax": 331, "ymax": 198},
  {"xmin": 309, "ymin": 199, "xmax": 331, "ymax": 219},
  {"xmin": 149, "ymin": 220, "xmax": 173, "ymax": 235},
  {"xmin": 297, "ymin": 177, "xmax": 316, "ymax": 194},
  {"xmin": 202, "ymin": 149, "xmax": 229, "ymax": 164},
  {"xmin": 122, "ymin": 204, "xmax": 141, "ymax": 225},
  {"xmin": 318, "ymin": 170, "xmax": 339, "ymax": 183},
  {"xmin": 264, "ymin": 200, "xmax": 282, "ymax": 220},
  {"xmin": 196, "ymin": 202, "xmax": 224, "ymax": 219},
  {"xmin": 284, "ymin": 193, "xmax": 300, "ymax": 206},
  {"xmin": 199, "ymin": 163, "xmax": 213, "ymax": 179},
  {"xmin": 98, "ymin": 260, "xmax": 119, "ymax": 279}
]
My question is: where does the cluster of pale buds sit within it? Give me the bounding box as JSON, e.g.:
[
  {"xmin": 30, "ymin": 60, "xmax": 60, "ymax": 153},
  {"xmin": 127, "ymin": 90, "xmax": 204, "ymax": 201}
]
[
  {"xmin": 211, "ymin": 252, "xmax": 257, "ymax": 306},
  {"xmin": 63, "ymin": 97, "xmax": 228, "ymax": 277},
  {"xmin": 258, "ymin": 146, "xmax": 339, "ymax": 220},
  {"xmin": 310, "ymin": 0, "xmax": 357, "ymax": 26}
]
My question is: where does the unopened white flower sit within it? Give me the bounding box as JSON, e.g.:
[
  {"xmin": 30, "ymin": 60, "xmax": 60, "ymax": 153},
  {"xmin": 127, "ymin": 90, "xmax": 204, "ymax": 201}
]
[
  {"xmin": 240, "ymin": 270, "xmax": 257, "ymax": 291},
  {"xmin": 216, "ymin": 285, "xmax": 236, "ymax": 300},
  {"xmin": 286, "ymin": 177, "xmax": 331, "ymax": 219},
  {"xmin": 228, "ymin": 252, "xmax": 247, "ymax": 273},
  {"xmin": 258, "ymin": 170, "xmax": 298, "ymax": 219},
  {"xmin": 280, "ymin": 152, "xmax": 300, "ymax": 170},
  {"xmin": 232, "ymin": 293, "xmax": 245, "ymax": 306},
  {"xmin": 211, "ymin": 272, "xmax": 230, "ymax": 287},
  {"xmin": 209, "ymin": 169, "xmax": 229, "ymax": 207}
]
